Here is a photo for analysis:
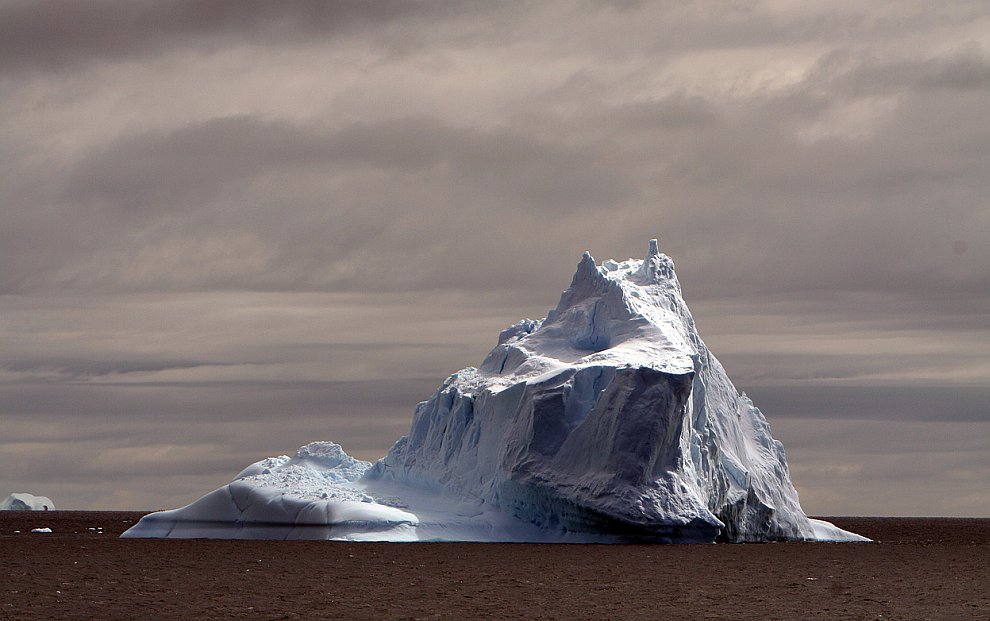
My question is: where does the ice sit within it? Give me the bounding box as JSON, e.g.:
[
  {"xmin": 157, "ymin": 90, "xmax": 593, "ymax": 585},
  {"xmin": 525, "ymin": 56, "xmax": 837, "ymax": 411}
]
[
  {"xmin": 124, "ymin": 241, "xmax": 868, "ymax": 543},
  {"xmin": 1, "ymin": 493, "xmax": 54, "ymax": 511},
  {"xmin": 30, "ymin": 527, "xmax": 53, "ymax": 533},
  {"xmin": 122, "ymin": 441, "xmax": 418, "ymax": 540}
]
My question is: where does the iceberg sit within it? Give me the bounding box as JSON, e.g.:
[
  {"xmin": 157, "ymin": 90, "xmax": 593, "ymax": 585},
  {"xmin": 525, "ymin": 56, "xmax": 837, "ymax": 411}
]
[
  {"xmin": 1, "ymin": 493, "xmax": 55, "ymax": 511},
  {"xmin": 123, "ymin": 240, "xmax": 867, "ymax": 543}
]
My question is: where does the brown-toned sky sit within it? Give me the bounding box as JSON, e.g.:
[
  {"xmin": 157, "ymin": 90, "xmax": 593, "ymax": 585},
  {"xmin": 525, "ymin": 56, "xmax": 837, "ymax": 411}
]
[{"xmin": 1, "ymin": 1, "xmax": 987, "ymax": 516}]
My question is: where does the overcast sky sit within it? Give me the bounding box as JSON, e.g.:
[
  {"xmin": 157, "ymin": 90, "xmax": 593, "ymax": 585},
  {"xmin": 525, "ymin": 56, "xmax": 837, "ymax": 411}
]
[{"xmin": 1, "ymin": 0, "xmax": 987, "ymax": 516}]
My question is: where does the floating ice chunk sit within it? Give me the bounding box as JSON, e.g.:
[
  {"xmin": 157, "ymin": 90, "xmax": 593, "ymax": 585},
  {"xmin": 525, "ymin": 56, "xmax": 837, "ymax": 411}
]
[{"xmin": 1, "ymin": 493, "xmax": 54, "ymax": 511}]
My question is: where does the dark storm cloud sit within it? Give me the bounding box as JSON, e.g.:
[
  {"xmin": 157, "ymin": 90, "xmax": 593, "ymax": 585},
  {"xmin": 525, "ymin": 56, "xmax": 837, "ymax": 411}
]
[
  {"xmin": 2, "ymin": 0, "xmax": 985, "ymax": 76},
  {"xmin": 643, "ymin": 54, "xmax": 990, "ymax": 300},
  {"xmin": 63, "ymin": 115, "xmax": 633, "ymax": 216},
  {"xmin": 0, "ymin": 1, "xmax": 987, "ymax": 513},
  {"xmin": 0, "ymin": 0, "xmax": 451, "ymax": 75},
  {"xmin": 0, "ymin": 114, "xmax": 634, "ymax": 294},
  {"xmin": 5, "ymin": 9, "xmax": 989, "ymax": 301}
]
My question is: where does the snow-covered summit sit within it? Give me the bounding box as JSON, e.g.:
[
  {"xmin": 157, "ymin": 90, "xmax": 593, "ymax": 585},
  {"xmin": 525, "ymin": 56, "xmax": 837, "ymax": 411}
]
[
  {"xmin": 123, "ymin": 241, "xmax": 866, "ymax": 543},
  {"xmin": 477, "ymin": 238, "xmax": 696, "ymax": 388}
]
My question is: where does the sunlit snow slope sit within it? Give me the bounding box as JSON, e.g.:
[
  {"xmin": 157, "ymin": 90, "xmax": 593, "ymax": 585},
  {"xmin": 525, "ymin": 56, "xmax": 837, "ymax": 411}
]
[{"xmin": 123, "ymin": 241, "xmax": 866, "ymax": 543}]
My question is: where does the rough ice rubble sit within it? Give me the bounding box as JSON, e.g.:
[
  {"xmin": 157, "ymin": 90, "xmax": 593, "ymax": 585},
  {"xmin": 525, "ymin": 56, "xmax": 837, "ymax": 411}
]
[
  {"xmin": 1, "ymin": 493, "xmax": 55, "ymax": 511},
  {"xmin": 123, "ymin": 240, "xmax": 867, "ymax": 543}
]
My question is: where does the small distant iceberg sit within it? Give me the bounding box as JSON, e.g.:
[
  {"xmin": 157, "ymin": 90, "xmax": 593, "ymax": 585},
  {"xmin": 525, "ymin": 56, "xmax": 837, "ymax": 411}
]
[{"xmin": 1, "ymin": 493, "xmax": 55, "ymax": 511}]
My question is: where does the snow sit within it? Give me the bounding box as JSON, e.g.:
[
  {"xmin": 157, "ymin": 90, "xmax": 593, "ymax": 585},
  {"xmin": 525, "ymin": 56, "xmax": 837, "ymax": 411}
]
[
  {"xmin": 30, "ymin": 528, "xmax": 53, "ymax": 533},
  {"xmin": 123, "ymin": 441, "xmax": 417, "ymax": 540},
  {"xmin": 123, "ymin": 240, "xmax": 868, "ymax": 543},
  {"xmin": 1, "ymin": 493, "xmax": 54, "ymax": 511}
]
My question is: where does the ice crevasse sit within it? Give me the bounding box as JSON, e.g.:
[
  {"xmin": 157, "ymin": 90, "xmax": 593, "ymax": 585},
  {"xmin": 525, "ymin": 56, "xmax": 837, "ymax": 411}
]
[{"xmin": 123, "ymin": 240, "xmax": 867, "ymax": 543}]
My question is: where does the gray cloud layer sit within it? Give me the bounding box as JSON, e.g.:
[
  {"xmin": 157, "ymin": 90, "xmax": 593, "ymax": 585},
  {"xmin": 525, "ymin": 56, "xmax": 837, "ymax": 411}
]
[
  {"xmin": 1, "ymin": 1, "xmax": 987, "ymax": 514},
  {"xmin": 0, "ymin": 0, "xmax": 455, "ymax": 75}
]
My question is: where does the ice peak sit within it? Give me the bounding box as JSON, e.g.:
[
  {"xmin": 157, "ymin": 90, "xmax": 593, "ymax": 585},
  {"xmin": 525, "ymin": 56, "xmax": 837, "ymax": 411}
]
[
  {"xmin": 563, "ymin": 249, "xmax": 610, "ymax": 295},
  {"xmin": 576, "ymin": 250, "xmax": 597, "ymax": 276},
  {"xmin": 636, "ymin": 237, "xmax": 674, "ymax": 283},
  {"xmin": 555, "ymin": 240, "xmax": 681, "ymax": 328}
]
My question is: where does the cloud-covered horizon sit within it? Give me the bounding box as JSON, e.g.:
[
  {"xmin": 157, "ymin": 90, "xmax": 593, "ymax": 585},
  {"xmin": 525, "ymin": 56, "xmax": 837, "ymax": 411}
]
[{"xmin": 1, "ymin": 1, "xmax": 987, "ymax": 515}]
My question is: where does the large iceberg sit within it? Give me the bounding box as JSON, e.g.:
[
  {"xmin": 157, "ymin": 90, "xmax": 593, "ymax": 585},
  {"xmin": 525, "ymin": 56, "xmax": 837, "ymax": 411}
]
[{"xmin": 124, "ymin": 241, "xmax": 866, "ymax": 543}]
